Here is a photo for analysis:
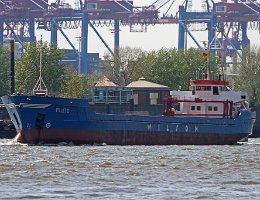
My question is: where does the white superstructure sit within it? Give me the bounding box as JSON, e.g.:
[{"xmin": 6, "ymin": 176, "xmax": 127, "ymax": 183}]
[{"xmin": 169, "ymin": 79, "xmax": 249, "ymax": 118}]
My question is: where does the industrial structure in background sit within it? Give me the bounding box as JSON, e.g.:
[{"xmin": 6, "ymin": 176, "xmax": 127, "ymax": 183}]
[{"xmin": 0, "ymin": 0, "xmax": 259, "ymax": 74}]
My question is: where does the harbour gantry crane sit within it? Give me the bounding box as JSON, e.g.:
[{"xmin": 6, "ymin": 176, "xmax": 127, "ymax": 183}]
[
  {"xmin": 0, "ymin": 0, "xmax": 259, "ymax": 74},
  {"xmin": 177, "ymin": 0, "xmax": 260, "ymax": 73},
  {"xmin": 0, "ymin": 0, "xmax": 162, "ymax": 74}
]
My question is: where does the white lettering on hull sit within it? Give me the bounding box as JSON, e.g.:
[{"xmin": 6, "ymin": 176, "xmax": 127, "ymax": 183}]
[
  {"xmin": 46, "ymin": 123, "xmax": 51, "ymax": 128},
  {"xmin": 55, "ymin": 108, "xmax": 70, "ymax": 114},
  {"xmin": 185, "ymin": 125, "xmax": 188, "ymax": 132},
  {"xmin": 147, "ymin": 124, "xmax": 151, "ymax": 131},
  {"xmin": 146, "ymin": 124, "xmax": 199, "ymax": 133}
]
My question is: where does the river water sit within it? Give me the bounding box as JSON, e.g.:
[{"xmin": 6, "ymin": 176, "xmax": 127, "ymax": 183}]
[{"xmin": 0, "ymin": 138, "xmax": 259, "ymax": 200}]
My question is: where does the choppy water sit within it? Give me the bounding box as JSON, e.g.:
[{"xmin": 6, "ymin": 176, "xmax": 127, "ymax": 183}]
[{"xmin": 0, "ymin": 138, "xmax": 260, "ymax": 200}]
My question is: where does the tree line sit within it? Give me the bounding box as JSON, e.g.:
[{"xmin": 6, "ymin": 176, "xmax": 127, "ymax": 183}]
[{"xmin": 0, "ymin": 42, "xmax": 260, "ymax": 105}]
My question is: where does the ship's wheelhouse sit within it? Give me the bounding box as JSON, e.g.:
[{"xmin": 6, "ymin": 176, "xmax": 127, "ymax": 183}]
[{"xmin": 169, "ymin": 79, "xmax": 249, "ymax": 118}]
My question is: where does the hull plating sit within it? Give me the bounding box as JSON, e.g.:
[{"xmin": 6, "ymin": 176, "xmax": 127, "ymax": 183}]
[
  {"xmin": 2, "ymin": 95, "xmax": 256, "ymax": 145},
  {"xmin": 16, "ymin": 128, "xmax": 248, "ymax": 145}
]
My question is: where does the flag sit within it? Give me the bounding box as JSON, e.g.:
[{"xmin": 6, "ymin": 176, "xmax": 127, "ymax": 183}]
[{"xmin": 202, "ymin": 52, "xmax": 208, "ymax": 59}]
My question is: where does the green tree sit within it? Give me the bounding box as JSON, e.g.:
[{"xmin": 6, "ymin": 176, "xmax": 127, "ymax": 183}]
[
  {"xmin": 236, "ymin": 46, "xmax": 260, "ymax": 105},
  {"xmin": 15, "ymin": 41, "xmax": 65, "ymax": 95},
  {"xmin": 102, "ymin": 46, "xmax": 151, "ymax": 85},
  {"xmin": 0, "ymin": 45, "xmax": 10, "ymax": 96},
  {"xmin": 61, "ymin": 72, "xmax": 93, "ymax": 98},
  {"xmin": 101, "ymin": 47, "xmax": 220, "ymax": 89},
  {"xmin": 147, "ymin": 48, "xmax": 217, "ymax": 90}
]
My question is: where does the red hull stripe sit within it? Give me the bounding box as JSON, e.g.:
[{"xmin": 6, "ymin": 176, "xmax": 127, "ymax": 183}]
[{"xmin": 17, "ymin": 128, "xmax": 246, "ymax": 145}]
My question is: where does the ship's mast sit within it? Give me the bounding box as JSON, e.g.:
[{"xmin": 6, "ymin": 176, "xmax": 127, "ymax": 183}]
[
  {"xmin": 202, "ymin": 41, "xmax": 210, "ymax": 80},
  {"xmin": 206, "ymin": 44, "xmax": 210, "ymax": 80},
  {"xmin": 33, "ymin": 35, "xmax": 48, "ymax": 96}
]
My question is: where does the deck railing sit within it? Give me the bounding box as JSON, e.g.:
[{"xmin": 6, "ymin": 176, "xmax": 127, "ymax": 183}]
[{"xmin": 92, "ymin": 96, "xmax": 130, "ymax": 104}]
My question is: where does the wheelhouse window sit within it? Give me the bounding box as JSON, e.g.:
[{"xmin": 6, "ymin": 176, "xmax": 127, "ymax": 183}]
[
  {"xmin": 213, "ymin": 86, "xmax": 219, "ymax": 95},
  {"xmin": 196, "ymin": 86, "xmax": 201, "ymax": 90},
  {"xmin": 208, "ymin": 106, "xmax": 212, "ymax": 111},
  {"xmin": 215, "ymin": 5, "xmax": 226, "ymax": 13},
  {"xmin": 214, "ymin": 106, "xmax": 218, "ymax": 111},
  {"xmin": 202, "ymin": 86, "xmax": 211, "ymax": 91},
  {"xmin": 196, "ymin": 86, "xmax": 211, "ymax": 91},
  {"xmin": 191, "ymin": 106, "xmax": 196, "ymax": 111},
  {"xmin": 220, "ymin": 86, "xmax": 230, "ymax": 91},
  {"xmin": 197, "ymin": 106, "xmax": 201, "ymax": 111},
  {"xmin": 87, "ymin": 3, "xmax": 97, "ymax": 10}
]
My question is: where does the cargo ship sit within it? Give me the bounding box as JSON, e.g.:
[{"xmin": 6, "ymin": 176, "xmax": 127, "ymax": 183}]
[{"xmin": 1, "ymin": 76, "xmax": 256, "ymax": 145}]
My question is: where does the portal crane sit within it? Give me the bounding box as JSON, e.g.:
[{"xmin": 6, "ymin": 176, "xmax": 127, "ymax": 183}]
[
  {"xmin": 177, "ymin": 0, "xmax": 260, "ymax": 58},
  {"xmin": 0, "ymin": 0, "xmax": 259, "ymax": 75}
]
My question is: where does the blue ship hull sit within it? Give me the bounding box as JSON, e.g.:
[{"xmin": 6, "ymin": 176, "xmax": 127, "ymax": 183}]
[{"xmin": 1, "ymin": 95, "xmax": 256, "ymax": 145}]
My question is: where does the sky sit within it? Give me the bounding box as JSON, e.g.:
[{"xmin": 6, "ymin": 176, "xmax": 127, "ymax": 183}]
[{"xmin": 36, "ymin": 0, "xmax": 260, "ymax": 57}]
